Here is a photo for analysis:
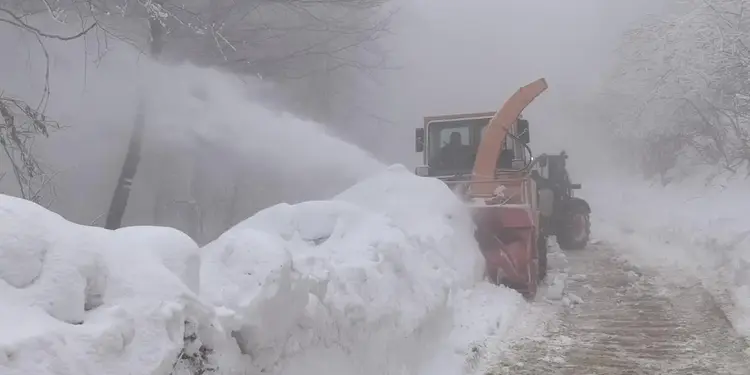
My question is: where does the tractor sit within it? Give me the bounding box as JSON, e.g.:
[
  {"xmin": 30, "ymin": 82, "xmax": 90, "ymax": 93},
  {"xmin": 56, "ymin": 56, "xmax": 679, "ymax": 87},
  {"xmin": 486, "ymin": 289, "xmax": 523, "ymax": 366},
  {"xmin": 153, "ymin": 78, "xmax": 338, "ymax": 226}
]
[
  {"xmin": 532, "ymin": 152, "xmax": 591, "ymax": 251},
  {"xmin": 413, "ymin": 78, "xmax": 590, "ymax": 299}
]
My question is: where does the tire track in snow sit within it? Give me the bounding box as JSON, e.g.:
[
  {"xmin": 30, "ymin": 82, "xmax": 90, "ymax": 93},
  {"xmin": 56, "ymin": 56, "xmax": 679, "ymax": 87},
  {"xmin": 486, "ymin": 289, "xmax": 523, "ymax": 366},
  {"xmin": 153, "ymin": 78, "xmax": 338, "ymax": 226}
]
[{"xmin": 488, "ymin": 244, "xmax": 750, "ymax": 374}]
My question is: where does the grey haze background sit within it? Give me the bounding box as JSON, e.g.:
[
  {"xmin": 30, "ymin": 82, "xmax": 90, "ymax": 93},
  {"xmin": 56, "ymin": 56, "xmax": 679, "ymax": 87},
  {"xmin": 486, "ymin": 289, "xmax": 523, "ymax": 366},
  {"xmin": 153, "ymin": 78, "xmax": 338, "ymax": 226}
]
[
  {"xmin": 378, "ymin": 0, "xmax": 665, "ymax": 170},
  {"xmin": 0, "ymin": 0, "xmax": 664, "ymax": 244}
]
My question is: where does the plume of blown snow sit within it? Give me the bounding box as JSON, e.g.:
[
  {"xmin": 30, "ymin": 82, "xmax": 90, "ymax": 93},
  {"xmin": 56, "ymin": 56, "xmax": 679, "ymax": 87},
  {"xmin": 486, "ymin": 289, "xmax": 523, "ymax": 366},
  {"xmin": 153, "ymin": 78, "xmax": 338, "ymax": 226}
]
[{"xmin": 0, "ymin": 16, "xmax": 384, "ymax": 228}]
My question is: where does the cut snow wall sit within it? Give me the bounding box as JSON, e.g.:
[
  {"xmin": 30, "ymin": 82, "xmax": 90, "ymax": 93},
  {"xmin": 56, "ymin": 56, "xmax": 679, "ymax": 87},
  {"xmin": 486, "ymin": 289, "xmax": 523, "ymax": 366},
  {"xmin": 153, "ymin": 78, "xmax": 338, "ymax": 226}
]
[
  {"xmin": 0, "ymin": 194, "xmax": 210, "ymax": 375},
  {"xmin": 199, "ymin": 165, "xmax": 489, "ymax": 374},
  {"xmin": 0, "ymin": 165, "xmax": 523, "ymax": 375}
]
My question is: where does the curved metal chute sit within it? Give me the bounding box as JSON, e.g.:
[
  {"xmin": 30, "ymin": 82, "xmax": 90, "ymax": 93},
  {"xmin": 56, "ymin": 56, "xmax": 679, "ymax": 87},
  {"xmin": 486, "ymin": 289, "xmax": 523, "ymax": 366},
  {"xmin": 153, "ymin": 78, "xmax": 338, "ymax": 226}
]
[{"xmin": 471, "ymin": 78, "xmax": 548, "ymax": 183}]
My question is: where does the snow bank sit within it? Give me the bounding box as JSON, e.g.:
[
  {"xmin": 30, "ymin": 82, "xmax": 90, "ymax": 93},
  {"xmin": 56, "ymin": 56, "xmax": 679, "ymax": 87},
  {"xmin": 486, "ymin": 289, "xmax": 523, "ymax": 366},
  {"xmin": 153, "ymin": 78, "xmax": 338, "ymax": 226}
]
[
  {"xmin": 0, "ymin": 194, "xmax": 211, "ymax": 375},
  {"xmin": 200, "ymin": 165, "xmax": 524, "ymax": 374},
  {"xmin": 0, "ymin": 165, "xmax": 526, "ymax": 375},
  {"xmin": 585, "ymin": 175, "xmax": 750, "ymax": 337}
]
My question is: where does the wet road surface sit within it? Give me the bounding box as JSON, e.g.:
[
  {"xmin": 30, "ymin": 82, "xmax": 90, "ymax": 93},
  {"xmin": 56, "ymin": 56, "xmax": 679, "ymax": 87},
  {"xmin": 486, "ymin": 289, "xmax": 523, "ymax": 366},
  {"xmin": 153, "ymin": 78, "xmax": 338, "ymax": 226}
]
[{"xmin": 488, "ymin": 244, "xmax": 749, "ymax": 375}]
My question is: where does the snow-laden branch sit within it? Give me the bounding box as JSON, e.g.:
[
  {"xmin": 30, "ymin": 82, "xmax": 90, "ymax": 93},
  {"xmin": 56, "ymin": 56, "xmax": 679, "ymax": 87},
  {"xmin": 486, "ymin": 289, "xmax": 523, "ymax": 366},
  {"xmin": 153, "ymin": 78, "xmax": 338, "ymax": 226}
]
[
  {"xmin": 0, "ymin": 4, "xmax": 96, "ymax": 205},
  {"xmin": 600, "ymin": 0, "xmax": 750, "ymax": 181}
]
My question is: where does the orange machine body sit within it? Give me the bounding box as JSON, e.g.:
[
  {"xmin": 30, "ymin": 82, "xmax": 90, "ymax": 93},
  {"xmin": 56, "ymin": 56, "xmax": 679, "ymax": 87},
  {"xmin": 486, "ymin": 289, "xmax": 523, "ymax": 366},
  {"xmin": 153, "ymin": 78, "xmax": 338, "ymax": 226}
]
[{"xmin": 418, "ymin": 78, "xmax": 548, "ymax": 298}]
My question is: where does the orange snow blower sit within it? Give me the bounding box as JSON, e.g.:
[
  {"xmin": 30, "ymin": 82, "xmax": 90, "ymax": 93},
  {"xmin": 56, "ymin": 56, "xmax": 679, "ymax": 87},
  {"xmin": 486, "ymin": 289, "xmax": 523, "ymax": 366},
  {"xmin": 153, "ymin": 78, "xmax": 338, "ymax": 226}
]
[{"xmin": 413, "ymin": 79, "xmax": 549, "ymax": 299}]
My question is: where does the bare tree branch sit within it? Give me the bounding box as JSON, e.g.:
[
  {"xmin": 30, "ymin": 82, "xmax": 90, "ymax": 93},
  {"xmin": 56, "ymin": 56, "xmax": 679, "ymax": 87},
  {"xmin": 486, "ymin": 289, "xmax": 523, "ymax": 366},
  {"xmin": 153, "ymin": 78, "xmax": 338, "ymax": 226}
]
[{"xmin": 0, "ymin": 4, "xmax": 94, "ymax": 205}]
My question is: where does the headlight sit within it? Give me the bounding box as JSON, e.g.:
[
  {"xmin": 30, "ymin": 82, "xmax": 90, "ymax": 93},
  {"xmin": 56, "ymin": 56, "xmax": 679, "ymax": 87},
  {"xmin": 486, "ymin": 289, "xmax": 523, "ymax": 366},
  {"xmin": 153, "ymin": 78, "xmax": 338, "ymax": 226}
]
[{"xmin": 414, "ymin": 166, "xmax": 429, "ymax": 176}]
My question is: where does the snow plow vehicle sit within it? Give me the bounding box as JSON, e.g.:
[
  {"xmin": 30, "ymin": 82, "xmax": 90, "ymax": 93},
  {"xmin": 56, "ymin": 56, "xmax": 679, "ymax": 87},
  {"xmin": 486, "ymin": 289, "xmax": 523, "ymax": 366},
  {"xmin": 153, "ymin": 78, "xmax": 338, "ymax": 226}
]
[{"xmin": 413, "ymin": 78, "xmax": 589, "ymax": 299}]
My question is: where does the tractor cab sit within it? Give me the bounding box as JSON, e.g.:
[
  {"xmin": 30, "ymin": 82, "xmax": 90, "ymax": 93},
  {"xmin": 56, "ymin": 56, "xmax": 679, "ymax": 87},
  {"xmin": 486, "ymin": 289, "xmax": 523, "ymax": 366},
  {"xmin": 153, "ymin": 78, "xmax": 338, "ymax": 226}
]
[{"xmin": 414, "ymin": 112, "xmax": 532, "ymax": 178}]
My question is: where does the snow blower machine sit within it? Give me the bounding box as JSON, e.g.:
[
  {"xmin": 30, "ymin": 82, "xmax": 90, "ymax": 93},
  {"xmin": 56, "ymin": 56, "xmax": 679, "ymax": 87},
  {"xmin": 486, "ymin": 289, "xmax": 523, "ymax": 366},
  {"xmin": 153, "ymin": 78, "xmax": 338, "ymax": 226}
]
[{"xmin": 413, "ymin": 78, "xmax": 590, "ymax": 299}]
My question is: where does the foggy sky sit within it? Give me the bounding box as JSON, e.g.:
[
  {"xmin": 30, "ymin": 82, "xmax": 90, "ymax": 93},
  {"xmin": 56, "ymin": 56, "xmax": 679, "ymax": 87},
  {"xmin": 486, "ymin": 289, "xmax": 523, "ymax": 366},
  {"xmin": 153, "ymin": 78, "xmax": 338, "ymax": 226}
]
[
  {"xmin": 374, "ymin": 0, "xmax": 666, "ymax": 175},
  {"xmin": 0, "ymin": 0, "xmax": 666, "ymax": 231}
]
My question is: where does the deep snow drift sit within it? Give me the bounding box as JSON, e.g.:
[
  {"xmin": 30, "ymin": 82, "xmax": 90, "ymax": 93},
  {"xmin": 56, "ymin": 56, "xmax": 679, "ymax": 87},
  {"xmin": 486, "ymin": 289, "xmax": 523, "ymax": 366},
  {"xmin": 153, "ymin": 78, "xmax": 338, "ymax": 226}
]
[
  {"xmin": 0, "ymin": 165, "xmax": 526, "ymax": 375},
  {"xmin": 585, "ymin": 174, "xmax": 750, "ymax": 338}
]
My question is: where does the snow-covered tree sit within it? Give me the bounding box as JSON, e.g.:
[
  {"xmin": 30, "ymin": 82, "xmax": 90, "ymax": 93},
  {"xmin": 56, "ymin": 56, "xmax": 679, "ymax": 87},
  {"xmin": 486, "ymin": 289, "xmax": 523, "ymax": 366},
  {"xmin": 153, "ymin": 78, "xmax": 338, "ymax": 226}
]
[{"xmin": 601, "ymin": 0, "xmax": 750, "ymax": 182}]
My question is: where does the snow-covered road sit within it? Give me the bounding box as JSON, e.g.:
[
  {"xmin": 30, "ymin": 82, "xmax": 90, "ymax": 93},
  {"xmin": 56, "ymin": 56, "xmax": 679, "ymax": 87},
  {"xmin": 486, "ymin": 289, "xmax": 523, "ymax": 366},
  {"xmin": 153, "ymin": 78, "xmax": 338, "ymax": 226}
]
[{"xmin": 489, "ymin": 243, "xmax": 749, "ymax": 374}]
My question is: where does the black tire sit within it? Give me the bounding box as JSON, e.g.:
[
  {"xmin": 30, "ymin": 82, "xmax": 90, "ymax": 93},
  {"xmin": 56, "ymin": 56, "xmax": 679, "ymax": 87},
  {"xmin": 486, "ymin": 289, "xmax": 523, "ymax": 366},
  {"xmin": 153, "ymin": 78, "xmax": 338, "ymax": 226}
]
[
  {"xmin": 557, "ymin": 205, "xmax": 590, "ymax": 250},
  {"xmin": 537, "ymin": 235, "xmax": 548, "ymax": 281}
]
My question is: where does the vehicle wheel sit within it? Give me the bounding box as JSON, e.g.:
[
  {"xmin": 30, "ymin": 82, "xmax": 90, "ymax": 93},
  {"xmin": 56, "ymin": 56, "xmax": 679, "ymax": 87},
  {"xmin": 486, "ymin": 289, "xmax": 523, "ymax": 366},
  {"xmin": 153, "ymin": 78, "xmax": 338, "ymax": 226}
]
[
  {"xmin": 521, "ymin": 291, "xmax": 535, "ymax": 301},
  {"xmin": 523, "ymin": 271, "xmax": 538, "ymax": 301},
  {"xmin": 558, "ymin": 205, "xmax": 590, "ymax": 250},
  {"xmin": 537, "ymin": 235, "xmax": 548, "ymax": 281}
]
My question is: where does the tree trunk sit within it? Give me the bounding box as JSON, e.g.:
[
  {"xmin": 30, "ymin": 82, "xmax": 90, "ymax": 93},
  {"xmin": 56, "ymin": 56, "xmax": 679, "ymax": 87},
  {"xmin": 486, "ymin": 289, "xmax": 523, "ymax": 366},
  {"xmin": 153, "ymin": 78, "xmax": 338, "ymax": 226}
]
[
  {"xmin": 104, "ymin": 103, "xmax": 145, "ymax": 229},
  {"xmin": 103, "ymin": 9, "xmax": 165, "ymax": 229}
]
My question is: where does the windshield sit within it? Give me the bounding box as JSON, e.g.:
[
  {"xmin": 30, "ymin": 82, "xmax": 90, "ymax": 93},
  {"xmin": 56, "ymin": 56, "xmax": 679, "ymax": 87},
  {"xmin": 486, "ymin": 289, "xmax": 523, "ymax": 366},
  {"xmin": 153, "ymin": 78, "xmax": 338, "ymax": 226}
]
[
  {"xmin": 427, "ymin": 117, "xmax": 488, "ymax": 171},
  {"xmin": 426, "ymin": 116, "xmax": 525, "ymax": 174}
]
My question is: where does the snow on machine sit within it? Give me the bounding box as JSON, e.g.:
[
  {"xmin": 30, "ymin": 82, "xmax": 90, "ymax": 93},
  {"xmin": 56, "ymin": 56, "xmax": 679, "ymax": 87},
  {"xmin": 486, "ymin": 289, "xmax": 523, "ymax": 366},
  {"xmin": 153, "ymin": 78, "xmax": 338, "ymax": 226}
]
[{"xmin": 413, "ymin": 78, "xmax": 590, "ymax": 299}]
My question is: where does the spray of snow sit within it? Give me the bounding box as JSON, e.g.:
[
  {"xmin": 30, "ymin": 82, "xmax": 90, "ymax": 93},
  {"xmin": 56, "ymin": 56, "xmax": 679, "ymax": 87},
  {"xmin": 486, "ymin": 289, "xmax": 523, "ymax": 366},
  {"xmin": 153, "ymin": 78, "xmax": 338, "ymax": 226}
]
[{"xmin": 0, "ymin": 19, "xmax": 383, "ymax": 227}]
